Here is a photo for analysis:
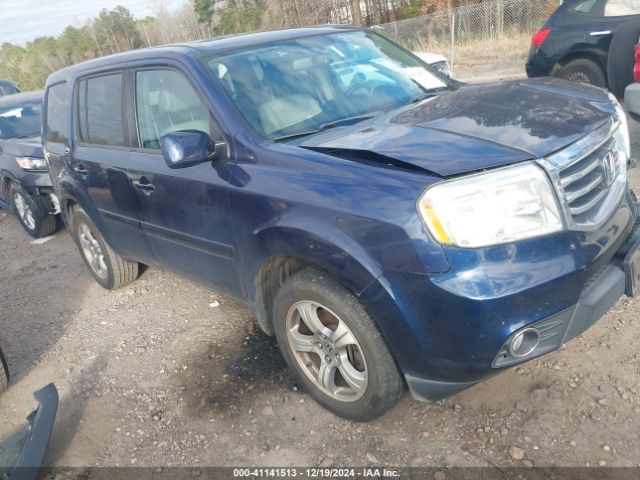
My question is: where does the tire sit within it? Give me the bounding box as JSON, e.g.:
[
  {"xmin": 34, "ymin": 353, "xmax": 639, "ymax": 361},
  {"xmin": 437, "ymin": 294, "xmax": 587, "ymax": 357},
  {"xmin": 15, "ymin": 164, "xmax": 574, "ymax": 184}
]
[
  {"xmin": 557, "ymin": 58, "xmax": 607, "ymax": 88},
  {"xmin": 0, "ymin": 347, "xmax": 8, "ymax": 394},
  {"xmin": 272, "ymin": 268, "xmax": 403, "ymax": 421},
  {"xmin": 608, "ymin": 21, "xmax": 640, "ymax": 98},
  {"xmin": 9, "ymin": 182, "xmax": 58, "ymax": 238},
  {"xmin": 69, "ymin": 206, "xmax": 139, "ymax": 290}
]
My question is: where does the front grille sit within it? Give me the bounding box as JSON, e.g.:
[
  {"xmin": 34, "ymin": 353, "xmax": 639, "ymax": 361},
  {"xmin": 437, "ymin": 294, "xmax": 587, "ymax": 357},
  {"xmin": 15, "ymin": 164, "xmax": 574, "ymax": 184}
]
[
  {"xmin": 539, "ymin": 118, "xmax": 627, "ymax": 230},
  {"xmin": 557, "ymin": 136, "xmax": 619, "ymax": 224}
]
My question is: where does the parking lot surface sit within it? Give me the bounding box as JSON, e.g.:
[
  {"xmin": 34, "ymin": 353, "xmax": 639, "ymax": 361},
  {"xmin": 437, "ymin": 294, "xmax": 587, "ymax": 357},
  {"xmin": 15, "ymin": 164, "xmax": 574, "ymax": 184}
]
[{"xmin": 1, "ymin": 112, "xmax": 640, "ymax": 470}]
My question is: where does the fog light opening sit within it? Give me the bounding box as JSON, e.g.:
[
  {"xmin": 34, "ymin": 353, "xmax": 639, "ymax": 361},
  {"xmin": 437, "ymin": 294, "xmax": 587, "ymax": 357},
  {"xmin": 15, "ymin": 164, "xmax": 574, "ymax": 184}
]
[{"xmin": 508, "ymin": 328, "xmax": 540, "ymax": 358}]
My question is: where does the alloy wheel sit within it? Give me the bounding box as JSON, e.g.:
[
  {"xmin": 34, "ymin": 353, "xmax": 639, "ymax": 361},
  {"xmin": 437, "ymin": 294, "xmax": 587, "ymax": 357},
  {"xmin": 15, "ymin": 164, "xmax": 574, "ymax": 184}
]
[
  {"xmin": 78, "ymin": 222, "xmax": 108, "ymax": 279},
  {"xmin": 13, "ymin": 192, "xmax": 35, "ymax": 231},
  {"xmin": 567, "ymin": 71, "xmax": 591, "ymax": 84},
  {"xmin": 286, "ymin": 300, "xmax": 368, "ymax": 402}
]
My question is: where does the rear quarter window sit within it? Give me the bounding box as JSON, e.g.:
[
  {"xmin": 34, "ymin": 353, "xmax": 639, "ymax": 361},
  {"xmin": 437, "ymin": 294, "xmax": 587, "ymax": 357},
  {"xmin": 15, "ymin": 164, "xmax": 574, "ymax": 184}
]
[
  {"xmin": 571, "ymin": 0, "xmax": 599, "ymax": 13},
  {"xmin": 46, "ymin": 83, "xmax": 69, "ymax": 144}
]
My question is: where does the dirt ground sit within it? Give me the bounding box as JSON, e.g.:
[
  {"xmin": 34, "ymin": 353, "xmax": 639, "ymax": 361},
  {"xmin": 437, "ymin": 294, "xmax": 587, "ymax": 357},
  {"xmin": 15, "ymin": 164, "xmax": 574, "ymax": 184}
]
[{"xmin": 1, "ymin": 108, "xmax": 640, "ymax": 471}]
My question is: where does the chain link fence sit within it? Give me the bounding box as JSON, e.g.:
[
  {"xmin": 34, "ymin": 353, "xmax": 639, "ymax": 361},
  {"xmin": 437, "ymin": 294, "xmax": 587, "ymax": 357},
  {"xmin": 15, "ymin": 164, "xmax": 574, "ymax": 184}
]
[{"xmin": 374, "ymin": 0, "xmax": 559, "ymax": 76}]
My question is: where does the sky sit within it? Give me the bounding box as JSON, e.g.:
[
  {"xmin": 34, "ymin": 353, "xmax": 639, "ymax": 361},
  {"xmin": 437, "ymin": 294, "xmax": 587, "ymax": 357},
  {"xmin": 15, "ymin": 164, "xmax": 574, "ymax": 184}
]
[{"xmin": 0, "ymin": 0, "xmax": 185, "ymax": 45}]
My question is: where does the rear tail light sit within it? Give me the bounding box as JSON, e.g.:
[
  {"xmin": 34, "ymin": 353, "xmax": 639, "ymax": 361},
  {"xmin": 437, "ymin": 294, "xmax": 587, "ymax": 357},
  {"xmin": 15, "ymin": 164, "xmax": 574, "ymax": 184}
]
[
  {"xmin": 634, "ymin": 44, "xmax": 640, "ymax": 83},
  {"xmin": 532, "ymin": 28, "xmax": 551, "ymax": 47}
]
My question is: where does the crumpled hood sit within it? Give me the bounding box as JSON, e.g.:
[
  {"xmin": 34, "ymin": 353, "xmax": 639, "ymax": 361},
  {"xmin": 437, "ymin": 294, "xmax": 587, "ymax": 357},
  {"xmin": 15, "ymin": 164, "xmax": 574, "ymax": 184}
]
[
  {"xmin": 2, "ymin": 135, "xmax": 43, "ymax": 159},
  {"xmin": 300, "ymin": 78, "xmax": 615, "ymax": 177}
]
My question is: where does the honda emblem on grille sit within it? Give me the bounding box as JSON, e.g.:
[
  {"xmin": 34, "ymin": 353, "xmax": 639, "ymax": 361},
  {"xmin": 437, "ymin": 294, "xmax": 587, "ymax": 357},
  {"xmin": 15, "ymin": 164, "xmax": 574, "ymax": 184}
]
[{"xmin": 602, "ymin": 151, "xmax": 617, "ymax": 187}]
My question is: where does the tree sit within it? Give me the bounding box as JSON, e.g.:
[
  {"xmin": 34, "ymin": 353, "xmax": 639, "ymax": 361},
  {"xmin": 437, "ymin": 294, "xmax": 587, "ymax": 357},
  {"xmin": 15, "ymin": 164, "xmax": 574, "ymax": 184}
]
[
  {"xmin": 136, "ymin": 16, "xmax": 156, "ymax": 47},
  {"xmin": 57, "ymin": 26, "xmax": 97, "ymax": 64},
  {"xmin": 215, "ymin": 0, "xmax": 266, "ymax": 35},
  {"xmin": 94, "ymin": 6, "xmax": 142, "ymax": 53},
  {"xmin": 21, "ymin": 37, "xmax": 64, "ymax": 90},
  {"xmin": 193, "ymin": 0, "xmax": 216, "ymax": 24},
  {"xmin": 351, "ymin": 0, "xmax": 362, "ymax": 25},
  {"xmin": 0, "ymin": 43, "xmax": 26, "ymax": 85}
]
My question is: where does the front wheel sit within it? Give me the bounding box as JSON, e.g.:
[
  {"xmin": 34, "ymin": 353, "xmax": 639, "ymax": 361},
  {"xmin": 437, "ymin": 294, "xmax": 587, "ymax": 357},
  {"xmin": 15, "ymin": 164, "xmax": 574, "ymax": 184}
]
[
  {"xmin": 70, "ymin": 206, "xmax": 139, "ymax": 290},
  {"xmin": 9, "ymin": 182, "xmax": 57, "ymax": 238},
  {"xmin": 273, "ymin": 268, "xmax": 403, "ymax": 421}
]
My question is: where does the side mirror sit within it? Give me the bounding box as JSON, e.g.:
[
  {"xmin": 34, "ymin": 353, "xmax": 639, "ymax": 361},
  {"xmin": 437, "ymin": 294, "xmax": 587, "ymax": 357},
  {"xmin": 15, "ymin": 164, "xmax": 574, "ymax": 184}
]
[{"xmin": 160, "ymin": 130, "xmax": 218, "ymax": 169}]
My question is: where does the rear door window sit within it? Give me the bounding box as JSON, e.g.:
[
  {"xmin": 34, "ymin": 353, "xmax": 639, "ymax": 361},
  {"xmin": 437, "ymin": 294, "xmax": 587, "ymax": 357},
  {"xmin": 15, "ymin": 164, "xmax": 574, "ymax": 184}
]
[
  {"xmin": 135, "ymin": 69, "xmax": 209, "ymax": 150},
  {"xmin": 46, "ymin": 83, "xmax": 69, "ymax": 145},
  {"xmin": 78, "ymin": 73, "xmax": 126, "ymax": 147},
  {"xmin": 604, "ymin": 0, "xmax": 640, "ymax": 16}
]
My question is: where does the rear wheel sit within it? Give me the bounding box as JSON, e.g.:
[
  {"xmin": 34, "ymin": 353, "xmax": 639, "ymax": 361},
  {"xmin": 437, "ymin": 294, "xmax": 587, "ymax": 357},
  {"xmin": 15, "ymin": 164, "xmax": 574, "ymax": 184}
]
[
  {"xmin": 557, "ymin": 58, "xmax": 606, "ymax": 88},
  {"xmin": 273, "ymin": 268, "xmax": 403, "ymax": 421},
  {"xmin": 70, "ymin": 206, "xmax": 139, "ymax": 289},
  {"xmin": 9, "ymin": 182, "xmax": 57, "ymax": 238}
]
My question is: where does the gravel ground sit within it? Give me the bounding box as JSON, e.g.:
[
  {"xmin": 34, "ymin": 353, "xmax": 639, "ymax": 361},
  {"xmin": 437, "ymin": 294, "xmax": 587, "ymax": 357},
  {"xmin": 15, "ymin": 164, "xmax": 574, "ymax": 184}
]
[{"xmin": 0, "ymin": 105, "xmax": 640, "ymax": 471}]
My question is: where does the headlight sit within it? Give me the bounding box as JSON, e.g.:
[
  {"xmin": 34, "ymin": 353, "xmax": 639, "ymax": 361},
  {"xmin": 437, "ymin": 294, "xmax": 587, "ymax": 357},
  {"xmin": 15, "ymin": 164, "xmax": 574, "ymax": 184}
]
[
  {"xmin": 15, "ymin": 157, "xmax": 47, "ymax": 171},
  {"xmin": 609, "ymin": 92, "xmax": 631, "ymax": 161},
  {"xmin": 418, "ymin": 163, "xmax": 563, "ymax": 248},
  {"xmin": 613, "ymin": 125, "xmax": 630, "ymax": 178}
]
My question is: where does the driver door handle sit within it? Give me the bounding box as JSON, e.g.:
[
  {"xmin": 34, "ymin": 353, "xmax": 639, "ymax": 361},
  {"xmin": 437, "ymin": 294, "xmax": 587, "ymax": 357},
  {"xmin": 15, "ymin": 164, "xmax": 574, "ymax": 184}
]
[
  {"xmin": 132, "ymin": 178, "xmax": 156, "ymax": 195},
  {"xmin": 72, "ymin": 164, "xmax": 89, "ymax": 176}
]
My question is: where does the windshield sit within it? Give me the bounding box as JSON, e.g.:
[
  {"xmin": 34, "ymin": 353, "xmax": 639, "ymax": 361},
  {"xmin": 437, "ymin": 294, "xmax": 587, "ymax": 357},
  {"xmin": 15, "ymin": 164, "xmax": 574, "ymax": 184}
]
[
  {"xmin": 206, "ymin": 31, "xmax": 450, "ymax": 140},
  {"xmin": 0, "ymin": 99, "xmax": 42, "ymax": 139}
]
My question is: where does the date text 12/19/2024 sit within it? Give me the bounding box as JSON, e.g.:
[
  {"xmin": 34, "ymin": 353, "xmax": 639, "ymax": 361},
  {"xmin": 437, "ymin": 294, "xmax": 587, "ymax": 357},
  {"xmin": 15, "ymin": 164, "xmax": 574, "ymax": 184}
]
[{"xmin": 232, "ymin": 468, "xmax": 401, "ymax": 478}]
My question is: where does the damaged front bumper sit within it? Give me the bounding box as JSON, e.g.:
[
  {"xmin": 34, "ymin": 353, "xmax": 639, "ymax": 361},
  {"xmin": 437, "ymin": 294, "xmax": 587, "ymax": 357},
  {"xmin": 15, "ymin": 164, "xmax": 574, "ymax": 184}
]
[{"xmin": 0, "ymin": 384, "xmax": 58, "ymax": 480}]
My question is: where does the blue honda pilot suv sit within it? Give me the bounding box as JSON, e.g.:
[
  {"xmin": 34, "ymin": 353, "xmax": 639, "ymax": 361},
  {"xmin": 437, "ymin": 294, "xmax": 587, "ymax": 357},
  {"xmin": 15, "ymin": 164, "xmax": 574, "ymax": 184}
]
[{"xmin": 43, "ymin": 26, "xmax": 640, "ymax": 421}]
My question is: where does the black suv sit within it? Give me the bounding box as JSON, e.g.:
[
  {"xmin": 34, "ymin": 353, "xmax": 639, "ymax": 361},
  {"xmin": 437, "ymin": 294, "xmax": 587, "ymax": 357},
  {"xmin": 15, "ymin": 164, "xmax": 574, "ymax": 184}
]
[
  {"xmin": 0, "ymin": 80, "xmax": 20, "ymax": 97},
  {"xmin": 0, "ymin": 91, "xmax": 60, "ymax": 237},
  {"xmin": 527, "ymin": 0, "xmax": 640, "ymax": 88}
]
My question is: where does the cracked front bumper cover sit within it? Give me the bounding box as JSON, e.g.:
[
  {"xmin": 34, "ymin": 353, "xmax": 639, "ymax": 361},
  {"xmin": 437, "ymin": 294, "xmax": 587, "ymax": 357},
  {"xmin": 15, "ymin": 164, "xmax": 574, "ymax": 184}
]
[{"xmin": 0, "ymin": 384, "xmax": 58, "ymax": 480}]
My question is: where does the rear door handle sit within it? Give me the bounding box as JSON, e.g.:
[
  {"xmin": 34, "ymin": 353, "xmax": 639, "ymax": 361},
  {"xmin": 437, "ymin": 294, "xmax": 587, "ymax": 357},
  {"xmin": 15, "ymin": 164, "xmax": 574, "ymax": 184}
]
[
  {"xmin": 132, "ymin": 178, "xmax": 156, "ymax": 195},
  {"xmin": 590, "ymin": 30, "xmax": 612, "ymax": 36}
]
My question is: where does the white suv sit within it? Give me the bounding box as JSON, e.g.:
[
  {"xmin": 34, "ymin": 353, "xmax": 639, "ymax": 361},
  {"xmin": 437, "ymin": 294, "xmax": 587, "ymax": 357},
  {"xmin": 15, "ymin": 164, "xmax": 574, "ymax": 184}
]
[{"xmin": 414, "ymin": 51, "xmax": 452, "ymax": 77}]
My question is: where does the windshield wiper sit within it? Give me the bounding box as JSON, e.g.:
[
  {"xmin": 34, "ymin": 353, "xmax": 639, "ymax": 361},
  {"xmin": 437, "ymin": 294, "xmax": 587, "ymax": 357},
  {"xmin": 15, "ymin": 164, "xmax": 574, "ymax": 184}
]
[
  {"xmin": 317, "ymin": 113, "xmax": 378, "ymax": 130},
  {"xmin": 410, "ymin": 92, "xmax": 439, "ymax": 104},
  {"xmin": 273, "ymin": 129, "xmax": 328, "ymax": 142},
  {"xmin": 273, "ymin": 113, "xmax": 378, "ymax": 142}
]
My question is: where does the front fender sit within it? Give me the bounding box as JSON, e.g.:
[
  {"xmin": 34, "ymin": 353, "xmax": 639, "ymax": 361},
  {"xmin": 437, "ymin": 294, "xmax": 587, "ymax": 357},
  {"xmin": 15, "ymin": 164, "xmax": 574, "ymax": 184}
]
[
  {"xmin": 55, "ymin": 173, "xmax": 113, "ymax": 246},
  {"xmin": 0, "ymin": 169, "xmax": 18, "ymax": 198},
  {"xmin": 0, "ymin": 169, "xmax": 18, "ymax": 183},
  {"xmin": 243, "ymin": 218, "xmax": 383, "ymax": 301}
]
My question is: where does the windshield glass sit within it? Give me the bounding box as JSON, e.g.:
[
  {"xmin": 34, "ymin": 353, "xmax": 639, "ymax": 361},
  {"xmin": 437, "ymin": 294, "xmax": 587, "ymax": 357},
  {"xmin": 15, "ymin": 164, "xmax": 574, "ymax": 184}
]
[
  {"xmin": 0, "ymin": 99, "xmax": 42, "ymax": 139},
  {"xmin": 206, "ymin": 31, "xmax": 450, "ymax": 140}
]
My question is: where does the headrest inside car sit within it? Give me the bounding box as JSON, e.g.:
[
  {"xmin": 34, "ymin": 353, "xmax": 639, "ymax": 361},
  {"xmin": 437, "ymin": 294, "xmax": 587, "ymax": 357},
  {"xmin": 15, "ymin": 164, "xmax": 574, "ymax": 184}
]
[{"xmin": 158, "ymin": 88, "xmax": 201, "ymax": 114}]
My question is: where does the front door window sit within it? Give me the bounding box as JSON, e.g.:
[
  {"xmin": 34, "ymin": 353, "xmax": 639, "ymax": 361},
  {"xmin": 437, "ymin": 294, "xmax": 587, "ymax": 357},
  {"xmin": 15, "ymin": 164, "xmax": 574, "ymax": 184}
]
[{"xmin": 135, "ymin": 69, "xmax": 209, "ymax": 149}]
